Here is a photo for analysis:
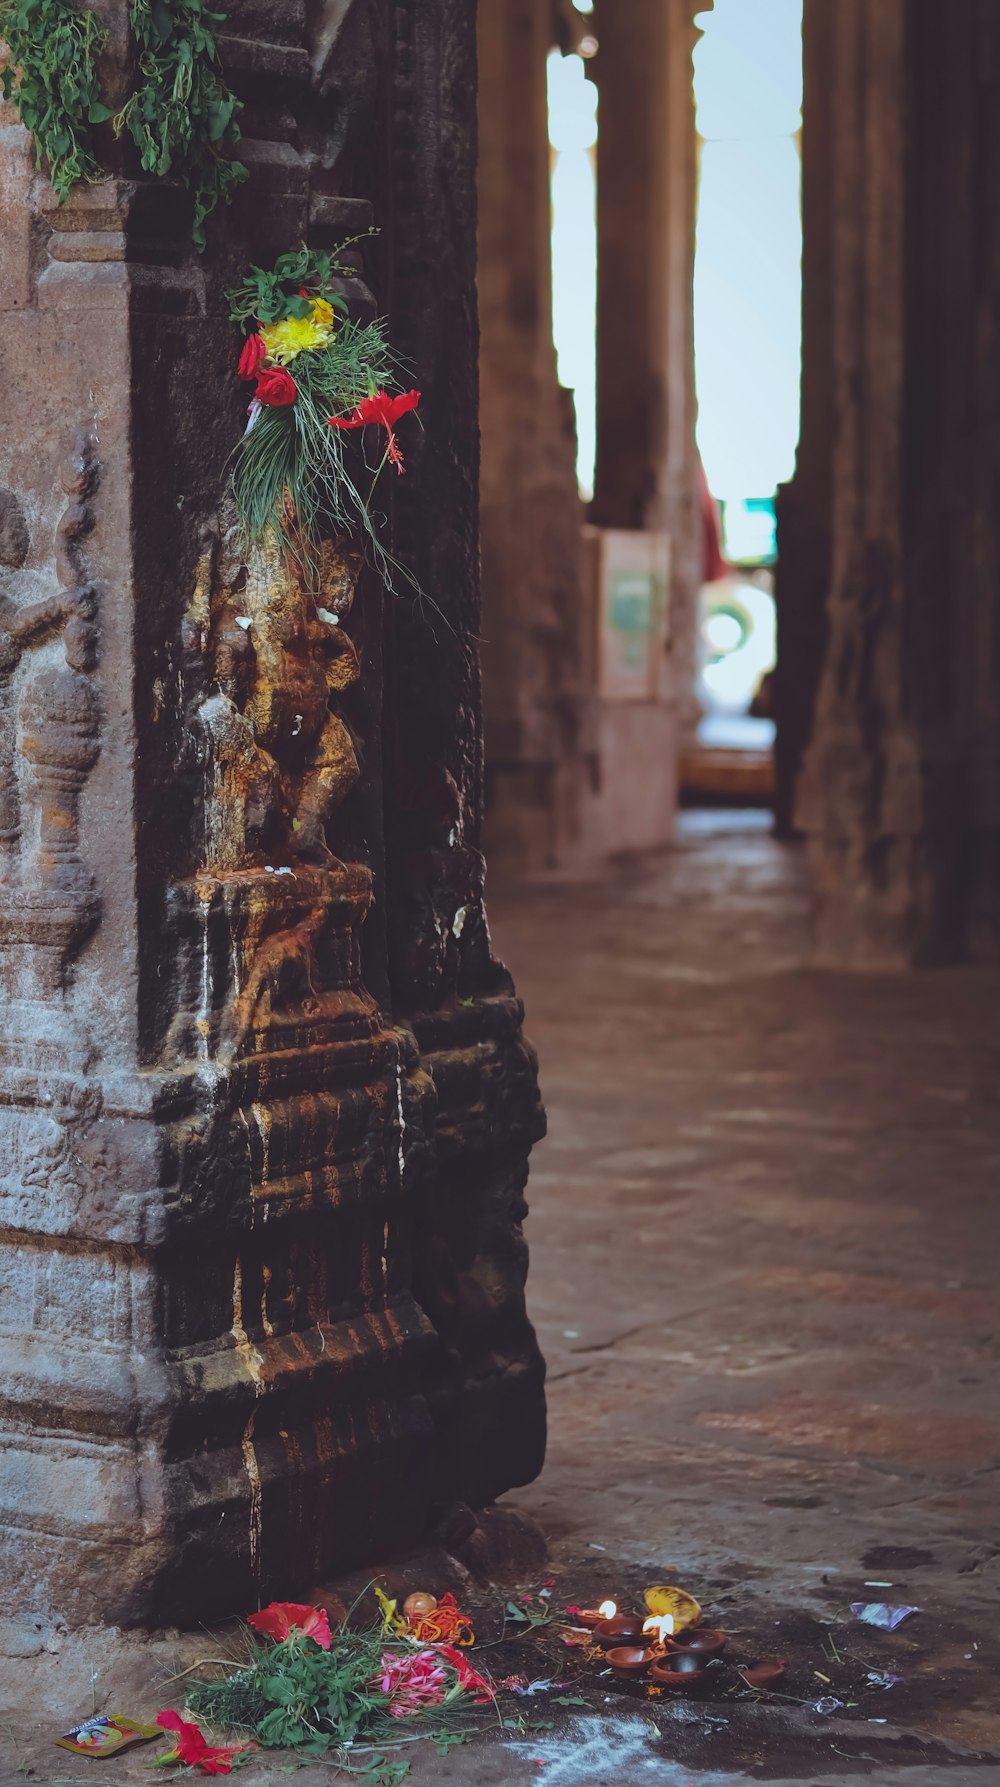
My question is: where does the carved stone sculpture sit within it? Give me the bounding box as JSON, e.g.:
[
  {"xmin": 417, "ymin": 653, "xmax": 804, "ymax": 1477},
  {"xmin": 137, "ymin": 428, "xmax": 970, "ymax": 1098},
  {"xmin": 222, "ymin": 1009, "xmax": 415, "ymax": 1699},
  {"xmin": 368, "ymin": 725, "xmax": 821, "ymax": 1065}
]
[{"xmin": 190, "ymin": 527, "xmax": 362, "ymax": 872}]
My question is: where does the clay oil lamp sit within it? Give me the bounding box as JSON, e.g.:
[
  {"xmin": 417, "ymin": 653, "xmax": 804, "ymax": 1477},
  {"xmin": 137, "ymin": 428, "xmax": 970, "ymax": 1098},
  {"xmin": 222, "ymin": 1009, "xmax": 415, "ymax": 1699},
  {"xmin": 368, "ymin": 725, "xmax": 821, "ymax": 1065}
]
[
  {"xmin": 593, "ymin": 1606, "xmax": 649, "ymax": 1648},
  {"xmin": 641, "ymin": 1614, "xmax": 676, "ymax": 1654},
  {"xmin": 572, "ymin": 1598, "xmax": 619, "ymax": 1632},
  {"xmin": 606, "ymin": 1644, "xmax": 653, "ymax": 1681},
  {"xmin": 739, "ymin": 1658, "xmax": 786, "ymax": 1690},
  {"xmin": 648, "ymin": 1650, "xmax": 713, "ymax": 1692},
  {"xmin": 669, "ymin": 1627, "xmax": 727, "ymax": 1660},
  {"xmin": 600, "ymin": 1614, "xmax": 673, "ymax": 1683}
]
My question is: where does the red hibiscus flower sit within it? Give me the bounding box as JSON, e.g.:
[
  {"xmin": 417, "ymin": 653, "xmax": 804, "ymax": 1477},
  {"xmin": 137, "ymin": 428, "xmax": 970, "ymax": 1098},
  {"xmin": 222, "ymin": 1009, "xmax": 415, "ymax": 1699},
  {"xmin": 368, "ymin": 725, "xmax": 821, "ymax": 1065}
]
[
  {"xmin": 328, "ymin": 388, "xmax": 420, "ymax": 472},
  {"xmin": 155, "ymin": 1712, "xmax": 253, "ymax": 1776},
  {"xmin": 246, "ymin": 1600, "xmax": 333, "ymax": 1649},
  {"xmin": 238, "ymin": 333, "xmax": 266, "ymax": 380},
  {"xmin": 435, "ymin": 1642, "xmax": 495, "ymax": 1702},
  {"xmin": 255, "ymin": 365, "xmax": 298, "ymax": 407}
]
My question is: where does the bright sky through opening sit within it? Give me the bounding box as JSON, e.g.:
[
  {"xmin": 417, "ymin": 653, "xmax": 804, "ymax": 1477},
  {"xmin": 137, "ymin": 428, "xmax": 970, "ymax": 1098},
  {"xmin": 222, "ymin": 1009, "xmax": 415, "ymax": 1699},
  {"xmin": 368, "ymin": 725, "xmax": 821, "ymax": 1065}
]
[{"xmin": 693, "ymin": 0, "xmax": 803, "ymax": 503}]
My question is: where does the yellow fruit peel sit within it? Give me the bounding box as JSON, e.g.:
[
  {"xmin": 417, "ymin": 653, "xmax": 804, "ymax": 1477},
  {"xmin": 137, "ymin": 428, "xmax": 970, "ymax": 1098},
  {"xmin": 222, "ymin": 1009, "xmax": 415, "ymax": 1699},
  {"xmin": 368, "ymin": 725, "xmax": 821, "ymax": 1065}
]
[{"xmin": 643, "ymin": 1585, "xmax": 702, "ymax": 1631}]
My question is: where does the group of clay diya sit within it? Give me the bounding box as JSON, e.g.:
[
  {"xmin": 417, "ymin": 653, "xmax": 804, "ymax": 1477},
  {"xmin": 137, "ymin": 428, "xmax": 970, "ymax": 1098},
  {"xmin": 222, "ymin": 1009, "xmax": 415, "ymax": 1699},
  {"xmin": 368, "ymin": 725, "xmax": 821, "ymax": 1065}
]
[{"xmin": 569, "ymin": 1587, "xmax": 785, "ymax": 1695}]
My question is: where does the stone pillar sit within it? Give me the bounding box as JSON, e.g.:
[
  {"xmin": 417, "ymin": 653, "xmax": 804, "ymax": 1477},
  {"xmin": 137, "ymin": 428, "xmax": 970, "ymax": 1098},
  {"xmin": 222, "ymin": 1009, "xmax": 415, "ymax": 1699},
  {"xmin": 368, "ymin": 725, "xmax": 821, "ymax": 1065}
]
[
  {"xmin": 477, "ymin": 0, "xmax": 593, "ymax": 870},
  {"xmin": 0, "ymin": 0, "xmax": 544, "ymax": 1634},
  {"xmin": 797, "ymin": 0, "xmax": 1000, "ymax": 962},
  {"xmin": 379, "ymin": 0, "xmax": 548, "ymax": 1511},
  {"xmin": 591, "ymin": 0, "xmax": 703, "ymax": 740},
  {"xmin": 772, "ymin": 0, "xmax": 834, "ymax": 837}
]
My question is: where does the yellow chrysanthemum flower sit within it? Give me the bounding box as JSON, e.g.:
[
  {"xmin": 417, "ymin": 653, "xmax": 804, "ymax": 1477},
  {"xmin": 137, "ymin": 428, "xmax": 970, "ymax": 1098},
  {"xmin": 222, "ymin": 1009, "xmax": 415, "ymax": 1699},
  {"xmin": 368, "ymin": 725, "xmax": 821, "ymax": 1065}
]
[
  {"xmin": 310, "ymin": 296, "xmax": 336, "ymax": 330},
  {"xmin": 259, "ymin": 311, "xmax": 333, "ymax": 365}
]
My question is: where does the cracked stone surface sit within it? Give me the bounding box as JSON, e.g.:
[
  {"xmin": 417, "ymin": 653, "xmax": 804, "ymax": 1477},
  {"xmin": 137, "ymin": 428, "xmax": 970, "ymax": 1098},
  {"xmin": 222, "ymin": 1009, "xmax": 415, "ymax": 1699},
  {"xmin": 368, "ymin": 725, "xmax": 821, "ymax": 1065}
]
[{"xmin": 4, "ymin": 811, "xmax": 999, "ymax": 1785}]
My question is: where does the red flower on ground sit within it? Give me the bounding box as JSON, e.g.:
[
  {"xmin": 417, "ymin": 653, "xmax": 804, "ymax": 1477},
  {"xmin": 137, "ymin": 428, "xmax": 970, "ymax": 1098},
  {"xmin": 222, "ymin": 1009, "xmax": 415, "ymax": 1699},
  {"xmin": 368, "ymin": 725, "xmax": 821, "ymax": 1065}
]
[
  {"xmin": 255, "ymin": 365, "xmax": 298, "ymax": 407},
  {"xmin": 238, "ymin": 333, "xmax": 266, "ymax": 380},
  {"xmin": 435, "ymin": 1642, "xmax": 495, "ymax": 1702},
  {"xmin": 327, "ymin": 388, "xmax": 420, "ymax": 472},
  {"xmin": 377, "ymin": 1648, "xmax": 449, "ymax": 1718},
  {"xmin": 155, "ymin": 1712, "xmax": 253, "ymax": 1776},
  {"xmin": 246, "ymin": 1601, "xmax": 333, "ymax": 1649}
]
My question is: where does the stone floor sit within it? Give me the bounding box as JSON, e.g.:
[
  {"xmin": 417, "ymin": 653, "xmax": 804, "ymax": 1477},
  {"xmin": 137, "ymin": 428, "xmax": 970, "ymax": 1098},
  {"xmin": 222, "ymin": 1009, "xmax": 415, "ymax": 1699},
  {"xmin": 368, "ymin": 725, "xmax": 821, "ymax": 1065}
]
[
  {"xmin": 5, "ymin": 811, "xmax": 1000, "ymax": 1785},
  {"xmin": 487, "ymin": 810, "xmax": 1000, "ymax": 1783}
]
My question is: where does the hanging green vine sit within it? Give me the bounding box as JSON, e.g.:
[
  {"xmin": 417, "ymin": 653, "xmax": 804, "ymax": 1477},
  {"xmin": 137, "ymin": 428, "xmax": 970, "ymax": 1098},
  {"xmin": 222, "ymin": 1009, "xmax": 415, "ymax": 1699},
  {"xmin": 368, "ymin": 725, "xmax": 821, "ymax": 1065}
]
[
  {"xmin": 0, "ymin": 0, "xmax": 110, "ymax": 203},
  {"xmin": 115, "ymin": 0, "xmax": 246, "ymax": 251},
  {"xmin": 0, "ymin": 0, "xmax": 246, "ymax": 247}
]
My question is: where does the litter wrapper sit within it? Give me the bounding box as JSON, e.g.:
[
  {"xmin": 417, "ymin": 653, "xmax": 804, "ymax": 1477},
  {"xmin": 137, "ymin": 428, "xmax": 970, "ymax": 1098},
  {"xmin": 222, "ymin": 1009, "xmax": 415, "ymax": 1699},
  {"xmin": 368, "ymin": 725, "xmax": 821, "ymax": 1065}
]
[
  {"xmin": 55, "ymin": 1714, "xmax": 162, "ymax": 1757},
  {"xmin": 850, "ymin": 1602, "xmax": 920, "ymax": 1631}
]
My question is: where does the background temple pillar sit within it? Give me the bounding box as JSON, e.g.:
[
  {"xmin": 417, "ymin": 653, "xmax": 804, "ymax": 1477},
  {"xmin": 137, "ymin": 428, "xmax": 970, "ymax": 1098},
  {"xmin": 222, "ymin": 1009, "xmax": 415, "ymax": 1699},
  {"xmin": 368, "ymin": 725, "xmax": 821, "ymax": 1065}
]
[
  {"xmin": 772, "ymin": 0, "xmax": 834, "ymax": 838},
  {"xmin": 796, "ymin": 0, "xmax": 1000, "ymax": 962},
  {"xmin": 591, "ymin": 0, "xmax": 703, "ymax": 747},
  {"xmin": 476, "ymin": 0, "xmax": 592, "ymax": 871}
]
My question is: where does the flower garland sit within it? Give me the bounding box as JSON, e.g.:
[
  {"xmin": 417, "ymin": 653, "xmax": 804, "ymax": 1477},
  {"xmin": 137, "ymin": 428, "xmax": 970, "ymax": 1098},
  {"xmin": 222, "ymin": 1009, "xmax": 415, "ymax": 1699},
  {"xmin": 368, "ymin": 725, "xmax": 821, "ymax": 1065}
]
[{"xmin": 227, "ymin": 242, "xmax": 420, "ymax": 589}]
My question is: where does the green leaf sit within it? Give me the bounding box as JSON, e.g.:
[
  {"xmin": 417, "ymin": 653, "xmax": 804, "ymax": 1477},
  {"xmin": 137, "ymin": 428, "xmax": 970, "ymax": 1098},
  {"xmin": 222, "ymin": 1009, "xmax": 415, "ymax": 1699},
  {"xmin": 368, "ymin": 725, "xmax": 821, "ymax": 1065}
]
[{"xmin": 432, "ymin": 1730, "xmax": 471, "ymax": 1756}]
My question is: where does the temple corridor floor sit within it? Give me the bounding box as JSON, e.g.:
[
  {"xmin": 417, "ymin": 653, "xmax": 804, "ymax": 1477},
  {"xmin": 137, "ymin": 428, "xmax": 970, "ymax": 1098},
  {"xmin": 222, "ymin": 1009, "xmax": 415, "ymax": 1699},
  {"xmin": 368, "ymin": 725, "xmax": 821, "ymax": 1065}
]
[
  {"xmin": 5, "ymin": 811, "xmax": 1000, "ymax": 1786},
  {"xmin": 483, "ymin": 808, "xmax": 1000, "ymax": 1783}
]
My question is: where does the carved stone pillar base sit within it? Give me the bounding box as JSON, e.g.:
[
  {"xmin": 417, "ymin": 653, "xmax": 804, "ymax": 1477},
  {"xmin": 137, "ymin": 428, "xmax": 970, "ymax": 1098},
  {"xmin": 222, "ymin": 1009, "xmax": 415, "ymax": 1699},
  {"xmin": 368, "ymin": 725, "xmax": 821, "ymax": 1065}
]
[{"xmin": 1, "ymin": 861, "xmax": 455, "ymax": 1626}]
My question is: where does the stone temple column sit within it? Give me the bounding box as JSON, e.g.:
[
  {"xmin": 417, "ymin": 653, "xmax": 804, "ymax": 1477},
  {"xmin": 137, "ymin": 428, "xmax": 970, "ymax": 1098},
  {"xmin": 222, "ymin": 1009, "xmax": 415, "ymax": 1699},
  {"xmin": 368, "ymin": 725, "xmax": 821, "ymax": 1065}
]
[
  {"xmin": 0, "ymin": 0, "xmax": 544, "ymax": 1634},
  {"xmin": 591, "ymin": 0, "xmax": 704, "ymax": 741},
  {"xmin": 772, "ymin": 0, "xmax": 834, "ymax": 838},
  {"xmin": 378, "ymin": 0, "xmax": 548, "ymax": 1514},
  {"xmin": 477, "ymin": 0, "xmax": 593, "ymax": 870},
  {"xmin": 796, "ymin": 0, "xmax": 1000, "ymax": 962}
]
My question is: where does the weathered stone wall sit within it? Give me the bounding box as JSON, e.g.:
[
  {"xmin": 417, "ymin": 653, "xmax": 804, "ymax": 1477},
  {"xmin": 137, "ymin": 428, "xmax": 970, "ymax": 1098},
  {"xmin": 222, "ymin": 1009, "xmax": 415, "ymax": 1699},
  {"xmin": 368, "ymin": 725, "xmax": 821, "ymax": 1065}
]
[
  {"xmin": 0, "ymin": 0, "xmax": 545, "ymax": 1633},
  {"xmin": 792, "ymin": 0, "xmax": 1000, "ymax": 963}
]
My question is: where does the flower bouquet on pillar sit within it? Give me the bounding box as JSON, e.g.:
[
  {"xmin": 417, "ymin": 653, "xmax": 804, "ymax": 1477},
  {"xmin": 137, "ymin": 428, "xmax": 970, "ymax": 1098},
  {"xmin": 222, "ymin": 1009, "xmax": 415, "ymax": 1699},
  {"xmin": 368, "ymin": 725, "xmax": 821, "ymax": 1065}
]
[{"xmin": 227, "ymin": 241, "xmax": 420, "ymax": 595}]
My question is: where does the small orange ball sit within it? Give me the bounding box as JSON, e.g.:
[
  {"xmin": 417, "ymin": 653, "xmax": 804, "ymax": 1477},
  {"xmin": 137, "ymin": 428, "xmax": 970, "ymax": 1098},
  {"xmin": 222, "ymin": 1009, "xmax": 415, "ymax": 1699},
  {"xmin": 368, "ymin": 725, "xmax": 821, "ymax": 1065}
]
[{"xmin": 403, "ymin": 1592, "xmax": 438, "ymax": 1620}]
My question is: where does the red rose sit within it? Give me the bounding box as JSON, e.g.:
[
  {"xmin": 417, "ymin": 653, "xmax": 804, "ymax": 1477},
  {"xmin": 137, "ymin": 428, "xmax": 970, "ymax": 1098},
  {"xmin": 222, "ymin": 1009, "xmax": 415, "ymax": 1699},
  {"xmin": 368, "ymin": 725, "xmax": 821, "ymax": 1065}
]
[
  {"xmin": 255, "ymin": 365, "xmax": 298, "ymax": 407},
  {"xmin": 238, "ymin": 333, "xmax": 266, "ymax": 380}
]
